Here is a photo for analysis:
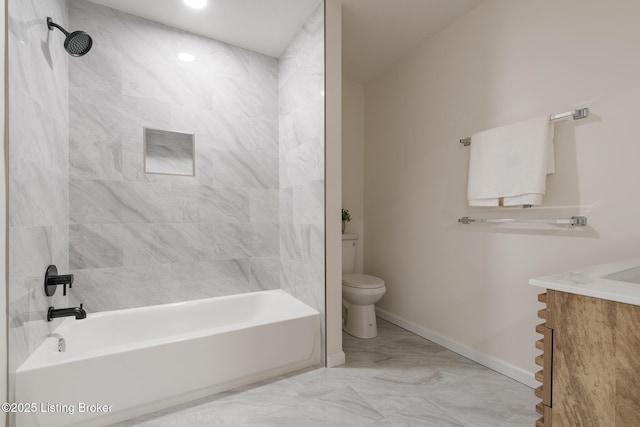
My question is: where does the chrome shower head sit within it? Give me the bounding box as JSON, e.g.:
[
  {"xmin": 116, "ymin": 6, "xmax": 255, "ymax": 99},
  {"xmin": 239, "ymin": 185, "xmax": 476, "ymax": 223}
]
[{"xmin": 47, "ymin": 17, "xmax": 93, "ymax": 57}]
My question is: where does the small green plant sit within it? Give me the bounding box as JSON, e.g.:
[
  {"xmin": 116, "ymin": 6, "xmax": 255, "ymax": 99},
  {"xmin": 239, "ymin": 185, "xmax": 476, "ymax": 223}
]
[
  {"xmin": 342, "ymin": 209, "xmax": 351, "ymax": 233},
  {"xmin": 342, "ymin": 209, "xmax": 351, "ymax": 223}
]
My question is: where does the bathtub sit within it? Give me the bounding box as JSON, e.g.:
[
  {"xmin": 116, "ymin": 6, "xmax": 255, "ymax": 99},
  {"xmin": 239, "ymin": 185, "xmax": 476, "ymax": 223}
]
[{"xmin": 15, "ymin": 290, "xmax": 321, "ymax": 427}]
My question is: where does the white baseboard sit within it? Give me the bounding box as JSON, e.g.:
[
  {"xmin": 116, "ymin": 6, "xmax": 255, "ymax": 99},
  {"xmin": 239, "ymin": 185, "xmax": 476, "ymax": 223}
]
[
  {"xmin": 326, "ymin": 351, "xmax": 346, "ymax": 368},
  {"xmin": 375, "ymin": 308, "xmax": 537, "ymax": 388}
]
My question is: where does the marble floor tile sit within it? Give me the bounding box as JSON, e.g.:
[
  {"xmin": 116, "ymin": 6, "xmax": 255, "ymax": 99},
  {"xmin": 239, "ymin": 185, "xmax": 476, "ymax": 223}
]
[
  {"xmin": 115, "ymin": 318, "xmax": 537, "ymax": 427},
  {"xmin": 496, "ymin": 405, "xmax": 540, "ymax": 427},
  {"xmin": 251, "ymin": 386, "xmax": 383, "ymax": 427},
  {"xmin": 366, "ymin": 399, "xmax": 466, "ymax": 427}
]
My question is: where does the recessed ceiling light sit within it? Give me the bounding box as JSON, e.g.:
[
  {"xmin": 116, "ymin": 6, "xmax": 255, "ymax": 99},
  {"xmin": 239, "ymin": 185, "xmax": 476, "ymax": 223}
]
[
  {"xmin": 178, "ymin": 52, "xmax": 195, "ymax": 62},
  {"xmin": 183, "ymin": 0, "xmax": 207, "ymax": 9}
]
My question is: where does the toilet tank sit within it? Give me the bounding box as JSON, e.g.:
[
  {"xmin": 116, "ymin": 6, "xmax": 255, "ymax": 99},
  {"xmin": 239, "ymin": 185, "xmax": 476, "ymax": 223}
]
[{"xmin": 342, "ymin": 234, "xmax": 358, "ymax": 274}]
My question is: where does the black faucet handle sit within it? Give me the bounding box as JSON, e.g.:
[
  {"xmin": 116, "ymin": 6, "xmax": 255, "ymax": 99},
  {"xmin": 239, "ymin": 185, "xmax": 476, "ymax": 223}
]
[
  {"xmin": 65, "ymin": 276, "xmax": 74, "ymax": 296},
  {"xmin": 53, "ymin": 275, "xmax": 74, "ymax": 296},
  {"xmin": 46, "ymin": 274, "xmax": 74, "ymax": 286},
  {"xmin": 44, "ymin": 265, "xmax": 75, "ymax": 297}
]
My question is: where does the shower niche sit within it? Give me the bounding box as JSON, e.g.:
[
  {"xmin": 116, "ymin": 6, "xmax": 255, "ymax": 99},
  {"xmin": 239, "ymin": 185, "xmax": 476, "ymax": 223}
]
[{"xmin": 144, "ymin": 128, "xmax": 195, "ymax": 176}]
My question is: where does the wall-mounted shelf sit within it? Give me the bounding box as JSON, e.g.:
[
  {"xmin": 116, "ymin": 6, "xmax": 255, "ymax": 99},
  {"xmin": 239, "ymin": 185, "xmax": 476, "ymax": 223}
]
[{"xmin": 458, "ymin": 216, "xmax": 588, "ymax": 227}]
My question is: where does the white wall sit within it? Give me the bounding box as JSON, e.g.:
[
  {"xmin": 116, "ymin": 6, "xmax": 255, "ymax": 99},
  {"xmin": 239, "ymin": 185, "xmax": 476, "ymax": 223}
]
[
  {"xmin": 364, "ymin": 0, "xmax": 640, "ymax": 385},
  {"xmin": 325, "ymin": 0, "xmax": 344, "ymax": 368},
  {"xmin": 341, "ymin": 78, "xmax": 365, "ymax": 273}
]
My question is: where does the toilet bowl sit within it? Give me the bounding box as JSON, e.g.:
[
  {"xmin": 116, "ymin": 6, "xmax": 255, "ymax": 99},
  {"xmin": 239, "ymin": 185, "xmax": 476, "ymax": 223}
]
[{"xmin": 342, "ymin": 273, "xmax": 386, "ymax": 339}]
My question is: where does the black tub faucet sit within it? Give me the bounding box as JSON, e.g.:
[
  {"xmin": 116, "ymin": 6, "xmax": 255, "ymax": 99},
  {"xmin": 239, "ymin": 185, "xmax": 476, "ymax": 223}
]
[{"xmin": 47, "ymin": 304, "xmax": 87, "ymax": 322}]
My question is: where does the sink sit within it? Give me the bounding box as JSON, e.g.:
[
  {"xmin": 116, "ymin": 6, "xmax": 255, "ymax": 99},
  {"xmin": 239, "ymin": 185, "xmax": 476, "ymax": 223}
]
[
  {"xmin": 530, "ymin": 259, "xmax": 640, "ymax": 307},
  {"xmin": 603, "ymin": 266, "xmax": 640, "ymax": 285}
]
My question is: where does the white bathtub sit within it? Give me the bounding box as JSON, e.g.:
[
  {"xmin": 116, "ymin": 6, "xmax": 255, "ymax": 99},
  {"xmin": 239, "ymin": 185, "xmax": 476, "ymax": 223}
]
[{"xmin": 15, "ymin": 290, "xmax": 321, "ymax": 427}]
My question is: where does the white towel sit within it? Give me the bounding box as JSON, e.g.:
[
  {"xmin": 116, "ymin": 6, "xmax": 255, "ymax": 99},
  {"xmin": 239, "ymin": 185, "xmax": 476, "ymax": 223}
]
[{"xmin": 467, "ymin": 115, "xmax": 555, "ymax": 207}]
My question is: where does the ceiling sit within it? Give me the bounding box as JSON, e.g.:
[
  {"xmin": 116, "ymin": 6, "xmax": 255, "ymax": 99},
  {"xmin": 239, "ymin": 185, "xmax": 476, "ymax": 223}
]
[
  {"xmin": 88, "ymin": 0, "xmax": 321, "ymax": 58},
  {"xmin": 89, "ymin": 0, "xmax": 482, "ymax": 83},
  {"xmin": 340, "ymin": 0, "xmax": 483, "ymax": 83}
]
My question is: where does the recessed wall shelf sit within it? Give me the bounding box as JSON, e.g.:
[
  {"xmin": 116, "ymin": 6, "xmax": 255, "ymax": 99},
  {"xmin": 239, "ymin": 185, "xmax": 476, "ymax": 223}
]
[{"xmin": 144, "ymin": 128, "xmax": 195, "ymax": 176}]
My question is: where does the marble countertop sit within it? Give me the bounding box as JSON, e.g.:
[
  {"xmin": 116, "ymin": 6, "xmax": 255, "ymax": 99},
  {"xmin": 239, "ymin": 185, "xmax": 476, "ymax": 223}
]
[{"xmin": 529, "ymin": 258, "xmax": 640, "ymax": 306}]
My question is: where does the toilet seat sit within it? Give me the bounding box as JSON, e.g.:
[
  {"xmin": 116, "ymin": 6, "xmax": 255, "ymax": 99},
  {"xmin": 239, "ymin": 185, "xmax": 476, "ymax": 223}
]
[{"xmin": 342, "ymin": 273, "xmax": 385, "ymax": 289}]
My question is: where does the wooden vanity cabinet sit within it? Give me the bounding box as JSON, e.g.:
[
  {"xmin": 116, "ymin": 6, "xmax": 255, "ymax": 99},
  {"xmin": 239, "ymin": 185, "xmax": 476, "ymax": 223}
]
[{"xmin": 535, "ymin": 290, "xmax": 640, "ymax": 427}]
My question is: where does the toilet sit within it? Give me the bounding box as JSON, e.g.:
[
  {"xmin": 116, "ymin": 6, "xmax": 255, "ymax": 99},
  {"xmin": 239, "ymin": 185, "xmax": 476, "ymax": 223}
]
[{"xmin": 342, "ymin": 233, "xmax": 386, "ymax": 339}]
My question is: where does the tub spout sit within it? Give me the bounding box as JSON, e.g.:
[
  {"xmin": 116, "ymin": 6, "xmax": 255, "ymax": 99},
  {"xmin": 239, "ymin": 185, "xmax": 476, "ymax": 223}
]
[{"xmin": 47, "ymin": 304, "xmax": 86, "ymax": 322}]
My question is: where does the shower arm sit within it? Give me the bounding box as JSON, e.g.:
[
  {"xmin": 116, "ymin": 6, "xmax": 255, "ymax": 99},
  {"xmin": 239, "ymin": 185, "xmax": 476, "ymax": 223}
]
[{"xmin": 47, "ymin": 17, "xmax": 69, "ymax": 36}]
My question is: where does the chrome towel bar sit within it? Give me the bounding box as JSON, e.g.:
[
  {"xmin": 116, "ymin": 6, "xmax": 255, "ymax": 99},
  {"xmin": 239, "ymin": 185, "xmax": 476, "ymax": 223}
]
[
  {"xmin": 459, "ymin": 108, "xmax": 589, "ymax": 146},
  {"xmin": 458, "ymin": 216, "xmax": 588, "ymax": 227}
]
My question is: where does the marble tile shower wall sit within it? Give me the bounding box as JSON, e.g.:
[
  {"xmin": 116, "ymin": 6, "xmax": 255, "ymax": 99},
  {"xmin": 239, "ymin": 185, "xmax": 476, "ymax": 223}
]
[
  {"xmin": 278, "ymin": 4, "xmax": 325, "ymax": 328},
  {"xmin": 67, "ymin": 0, "xmax": 280, "ymax": 311},
  {"xmin": 8, "ymin": 0, "xmax": 70, "ymax": 380}
]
